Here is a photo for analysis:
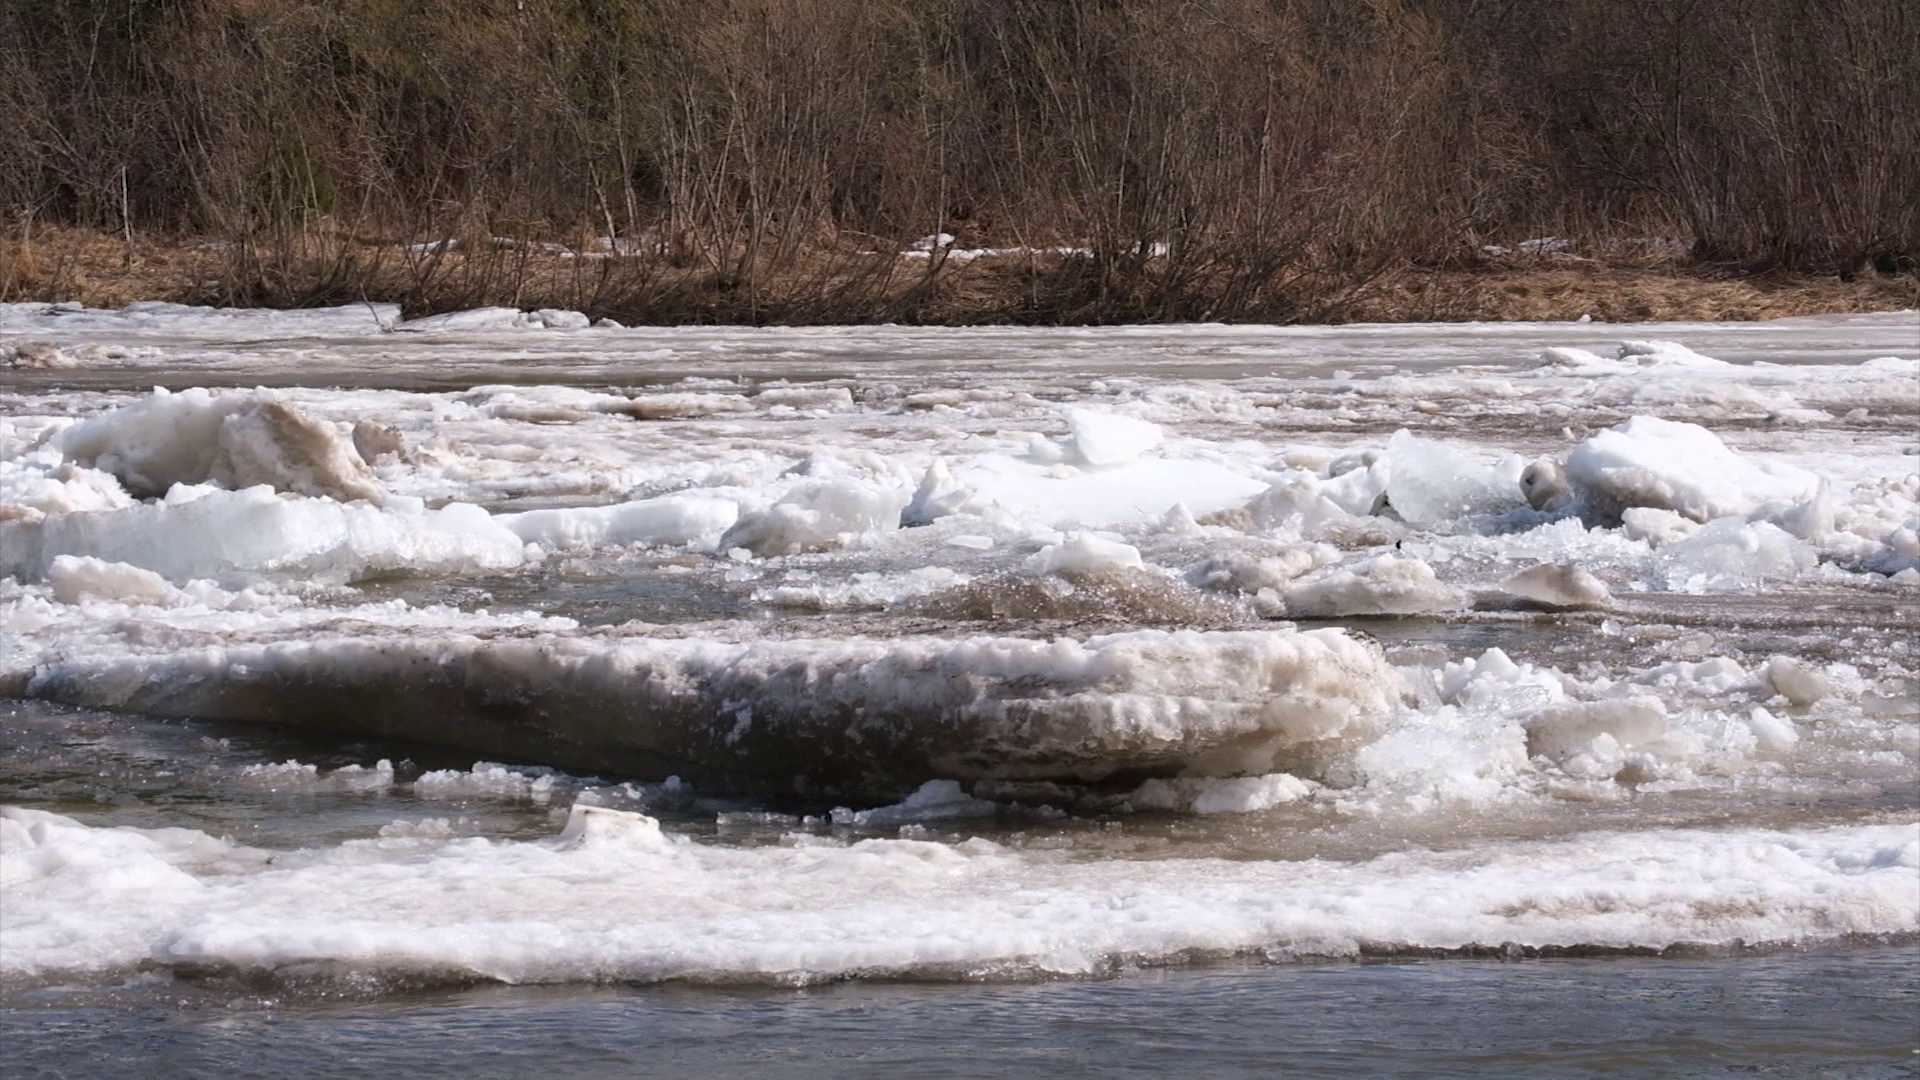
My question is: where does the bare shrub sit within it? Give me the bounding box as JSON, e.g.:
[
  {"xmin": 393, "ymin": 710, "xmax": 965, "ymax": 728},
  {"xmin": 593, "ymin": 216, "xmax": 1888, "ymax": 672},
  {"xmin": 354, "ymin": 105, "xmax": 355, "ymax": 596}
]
[{"xmin": 2, "ymin": 0, "xmax": 1911, "ymax": 320}]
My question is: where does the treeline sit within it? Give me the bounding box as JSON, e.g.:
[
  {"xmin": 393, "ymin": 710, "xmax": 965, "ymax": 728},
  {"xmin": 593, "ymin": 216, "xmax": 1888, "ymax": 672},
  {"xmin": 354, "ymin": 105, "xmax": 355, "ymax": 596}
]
[{"xmin": 2, "ymin": 0, "xmax": 1915, "ymax": 322}]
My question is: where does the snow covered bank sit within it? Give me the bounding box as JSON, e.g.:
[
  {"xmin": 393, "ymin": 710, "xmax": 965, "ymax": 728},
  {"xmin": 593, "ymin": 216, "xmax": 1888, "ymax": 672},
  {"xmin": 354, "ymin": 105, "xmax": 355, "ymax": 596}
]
[{"xmin": 0, "ymin": 299, "xmax": 397, "ymax": 337}]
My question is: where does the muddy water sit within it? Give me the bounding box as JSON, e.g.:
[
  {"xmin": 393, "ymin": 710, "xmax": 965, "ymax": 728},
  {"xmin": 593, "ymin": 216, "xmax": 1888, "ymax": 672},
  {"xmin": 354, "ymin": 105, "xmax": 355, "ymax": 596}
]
[{"xmin": 5, "ymin": 947, "xmax": 1915, "ymax": 1078}]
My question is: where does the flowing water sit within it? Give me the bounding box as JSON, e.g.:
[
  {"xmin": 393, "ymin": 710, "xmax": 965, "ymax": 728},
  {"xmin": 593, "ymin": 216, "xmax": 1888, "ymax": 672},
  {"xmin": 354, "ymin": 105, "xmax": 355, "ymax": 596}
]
[{"xmin": 2, "ymin": 302, "xmax": 1916, "ymax": 1072}]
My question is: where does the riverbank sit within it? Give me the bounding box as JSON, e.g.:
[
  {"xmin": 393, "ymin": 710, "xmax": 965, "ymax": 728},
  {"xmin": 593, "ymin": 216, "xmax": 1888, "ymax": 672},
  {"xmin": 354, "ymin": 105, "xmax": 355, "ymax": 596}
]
[{"xmin": 4, "ymin": 227, "xmax": 1914, "ymax": 327}]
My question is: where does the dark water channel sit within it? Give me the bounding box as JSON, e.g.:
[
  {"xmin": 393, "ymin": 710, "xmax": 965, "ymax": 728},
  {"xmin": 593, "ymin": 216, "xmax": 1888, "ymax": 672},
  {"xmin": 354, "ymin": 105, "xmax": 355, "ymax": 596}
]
[{"xmin": 4, "ymin": 946, "xmax": 1915, "ymax": 1079}]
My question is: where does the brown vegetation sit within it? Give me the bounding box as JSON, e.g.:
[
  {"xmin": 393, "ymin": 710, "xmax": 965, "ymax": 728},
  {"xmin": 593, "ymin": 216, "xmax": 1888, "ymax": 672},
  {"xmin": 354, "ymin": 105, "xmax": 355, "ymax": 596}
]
[
  {"xmin": 7, "ymin": 226, "xmax": 1910, "ymax": 324},
  {"xmin": 2, "ymin": 0, "xmax": 1915, "ymax": 324}
]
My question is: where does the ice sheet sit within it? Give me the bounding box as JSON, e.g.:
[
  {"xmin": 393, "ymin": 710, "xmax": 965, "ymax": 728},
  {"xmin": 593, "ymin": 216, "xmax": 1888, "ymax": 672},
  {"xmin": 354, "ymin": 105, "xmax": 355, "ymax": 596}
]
[
  {"xmin": 3, "ymin": 806, "xmax": 1912, "ymax": 985},
  {"xmin": 6, "ymin": 603, "xmax": 1398, "ymax": 796},
  {"xmin": 1, "ymin": 486, "xmax": 526, "ymax": 584}
]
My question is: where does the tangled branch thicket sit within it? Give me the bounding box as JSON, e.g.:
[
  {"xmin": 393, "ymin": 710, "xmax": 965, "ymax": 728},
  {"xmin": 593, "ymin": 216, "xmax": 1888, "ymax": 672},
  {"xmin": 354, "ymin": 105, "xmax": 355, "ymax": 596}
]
[{"xmin": 2, "ymin": 0, "xmax": 1915, "ymax": 323}]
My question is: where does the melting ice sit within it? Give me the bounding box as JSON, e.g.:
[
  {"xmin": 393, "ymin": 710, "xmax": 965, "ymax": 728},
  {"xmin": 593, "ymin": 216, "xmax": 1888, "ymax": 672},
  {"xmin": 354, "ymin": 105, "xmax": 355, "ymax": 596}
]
[{"xmin": 1, "ymin": 302, "xmax": 1916, "ymax": 989}]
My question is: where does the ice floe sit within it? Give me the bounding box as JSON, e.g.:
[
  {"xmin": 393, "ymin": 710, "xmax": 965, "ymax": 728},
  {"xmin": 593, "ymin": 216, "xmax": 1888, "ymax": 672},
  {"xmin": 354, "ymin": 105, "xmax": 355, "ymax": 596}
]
[
  {"xmin": 6, "ymin": 611, "xmax": 1398, "ymax": 796},
  {"xmin": 2, "ymin": 806, "xmax": 1912, "ymax": 985}
]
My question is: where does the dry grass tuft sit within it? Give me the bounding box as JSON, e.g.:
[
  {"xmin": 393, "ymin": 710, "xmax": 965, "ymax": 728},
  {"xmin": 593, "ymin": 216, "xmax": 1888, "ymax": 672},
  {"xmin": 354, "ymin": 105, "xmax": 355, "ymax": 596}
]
[{"xmin": 1, "ymin": 227, "xmax": 227, "ymax": 308}]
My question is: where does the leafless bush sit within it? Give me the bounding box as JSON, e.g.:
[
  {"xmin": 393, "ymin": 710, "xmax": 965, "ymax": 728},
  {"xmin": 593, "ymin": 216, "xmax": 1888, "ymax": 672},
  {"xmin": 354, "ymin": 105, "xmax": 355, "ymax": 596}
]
[{"xmin": 2, "ymin": 0, "xmax": 1911, "ymax": 321}]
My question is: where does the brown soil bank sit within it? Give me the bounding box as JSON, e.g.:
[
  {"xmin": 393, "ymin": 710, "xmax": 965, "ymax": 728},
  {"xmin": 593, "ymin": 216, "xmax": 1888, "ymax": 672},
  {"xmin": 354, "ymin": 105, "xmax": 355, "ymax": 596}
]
[{"xmin": 3, "ymin": 229, "xmax": 1914, "ymax": 327}]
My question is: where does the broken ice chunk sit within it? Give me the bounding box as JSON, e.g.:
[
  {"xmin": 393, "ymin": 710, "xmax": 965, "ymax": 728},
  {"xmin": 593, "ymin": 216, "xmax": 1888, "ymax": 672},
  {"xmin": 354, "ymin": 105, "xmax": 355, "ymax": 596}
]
[{"xmin": 1501, "ymin": 563, "xmax": 1612, "ymax": 610}]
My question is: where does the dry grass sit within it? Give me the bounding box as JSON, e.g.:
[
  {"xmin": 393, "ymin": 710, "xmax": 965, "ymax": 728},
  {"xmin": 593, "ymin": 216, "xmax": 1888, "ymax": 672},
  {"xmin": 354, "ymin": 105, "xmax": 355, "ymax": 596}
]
[
  {"xmin": 3, "ymin": 228, "xmax": 1914, "ymax": 326},
  {"xmin": 1355, "ymin": 263, "xmax": 1920, "ymax": 324},
  {"xmin": 1, "ymin": 227, "xmax": 228, "ymax": 309}
]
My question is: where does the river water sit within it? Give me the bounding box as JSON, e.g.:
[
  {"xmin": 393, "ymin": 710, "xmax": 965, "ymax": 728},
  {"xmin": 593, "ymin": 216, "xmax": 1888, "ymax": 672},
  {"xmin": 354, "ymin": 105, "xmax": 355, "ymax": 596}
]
[{"xmin": 2, "ymin": 303, "xmax": 1915, "ymax": 1073}]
